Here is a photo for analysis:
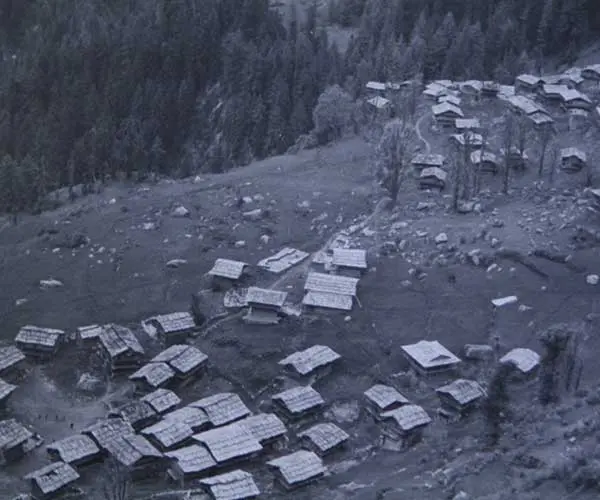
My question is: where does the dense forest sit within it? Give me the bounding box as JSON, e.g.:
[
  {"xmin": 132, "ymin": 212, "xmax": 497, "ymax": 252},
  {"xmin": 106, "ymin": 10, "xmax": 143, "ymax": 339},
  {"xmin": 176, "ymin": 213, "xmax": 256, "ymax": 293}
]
[{"xmin": 0, "ymin": 0, "xmax": 599, "ymax": 214}]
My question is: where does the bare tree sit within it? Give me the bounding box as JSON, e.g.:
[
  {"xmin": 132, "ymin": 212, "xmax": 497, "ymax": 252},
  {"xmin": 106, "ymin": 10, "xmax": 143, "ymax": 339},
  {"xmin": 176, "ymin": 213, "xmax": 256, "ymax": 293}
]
[
  {"xmin": 537, "ymin": 125, "xmax": 555, "ymax": 177},
  {"xmin": 473, "ymin": 127, "xmax": 489, "ymax": 195},
  {"xmin": 375, "ymin": 118, "xmax": 416, "ymax": 205},
  {"xmin": 450, "ymin": 132, "xmax": 474, "ymax": 211},
  {"xmin": 102, "ymin": 459, "xmax": 131, "ymax": 500},
  {"xmin": 501, "ymin": 113, "xmax": 515, "ymax": 194},
  {"xmin": 547, "ymin": 141, "xmax": 560, "ymax": 184}
]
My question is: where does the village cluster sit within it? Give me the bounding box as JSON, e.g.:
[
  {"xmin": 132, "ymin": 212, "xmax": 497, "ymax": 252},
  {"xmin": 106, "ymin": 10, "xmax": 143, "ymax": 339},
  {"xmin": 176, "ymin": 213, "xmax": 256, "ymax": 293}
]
[
  {"xmin": 0, "ymin": 235, "xmax": 547, "ymax": 500},
  {"xmin": 366, "ymin": 63, "xmax": 600, "ymax": 198}
]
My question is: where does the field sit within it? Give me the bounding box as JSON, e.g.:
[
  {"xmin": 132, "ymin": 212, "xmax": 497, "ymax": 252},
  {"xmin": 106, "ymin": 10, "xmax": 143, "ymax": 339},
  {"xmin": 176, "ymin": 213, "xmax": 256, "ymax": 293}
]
[{"xmin": 1, "ymin": 85, "xmax": 600, "ymax": 499}]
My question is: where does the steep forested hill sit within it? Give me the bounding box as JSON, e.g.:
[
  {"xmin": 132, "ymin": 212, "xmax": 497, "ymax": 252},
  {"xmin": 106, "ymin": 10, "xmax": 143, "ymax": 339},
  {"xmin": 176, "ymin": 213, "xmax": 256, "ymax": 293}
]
[{"xmin": 0, "ymin": 0, "xmax": 598, "ymax": 214}]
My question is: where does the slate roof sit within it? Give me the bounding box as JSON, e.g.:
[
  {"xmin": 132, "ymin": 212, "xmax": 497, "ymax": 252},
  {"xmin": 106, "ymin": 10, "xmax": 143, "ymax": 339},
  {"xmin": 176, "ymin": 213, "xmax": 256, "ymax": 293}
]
[
  {"xmin": 237, "ymin": 414, "xmax": 287, "ymax": 444},
  {"xmin": 279, "ymin": 345, "xmax": 341, "ymax": 376},
  {"xmin": 163, "ymin": 406, "xmax": 211, "ymax": 431},
  {"xmin": 364, "ymin": 384, "xmax": 410, "ymax": 411},
  {"xmin": 420, "ymin": 167, "xmax": 447, "ymax": 182},
  {"xmin": 432, "ymin": 102, "xmax": 464, "ymax": 118},
  {"xmin": 98, "ymin": 324, "xmax": 144, "ymax": 358},
  {"xmin": 400, "ymin": 340, "xmax": 461, "ymax": 370},
  {"xmin": 299, "ymin": 423, "xmax": 349, "ymax": 453},
  {"xmin": 436, "ymin": 379, "xmax": 485, "ymax": 406},
  {"xmin": 25, "ymin": 461, "xmax": 79, "ymax": 495},
  {"xmin": 0, "ymin": 419, "xmax": 33, "ymax": 449},
  {"xmin": 116, "ymin": 400, "xmax": 157, "ymax": 428},
  {"xmin": 208, "ymin": 258, "xmax": 248, "ymax": 280},
  {"xmin": 200, "ymin": 469, "xmax": 260, "ymax": 500},
  {"xmin": 77, "ymin": 325, "xmax": 103, "ymax": 342},
  {"xmin": 304, "ymin": 272, "xmax": 359, "ymax": 296},
  {"xmin": 267, "ymin": 450, "xmax": 326, "ymax": 485},
  {"xmin": 411, "ymin": 154, "xmax": 445, "ymax": 167},
  {"xmin": 47, "ymin": 434, "xmax": 100, "ymax": 464},
  {"xmin": 302, "ymin": 291, "xmax": 354, "ymax": 311},
  {"xmin": 141, "ymin": 388, "xmax": 181, "ymax": 414},
  {"xmin": 151, "ymin": 344, "xmax": 208, "ymax": 375},
  {"xmin": 105, "ymin": 434, "xmax": 163, "ymax": 467},
  {"xmin": 257, "ymin": 248, "xmax": 309, "ymax": 274},
  {"xmin": 84, "ymin": 418, "xmax": 135, "ymax": 450},
  {"xmin": 129, "ymin": 362, "xmax": 175, "ymax": 388},
  {"xmin": 141, "ymin": 419, "xmax": 193, "ymax": 449},
  {"xmin": 193, "ymin": 423, "xmax": 263, "ymax": 463},
  {"xmin": 561, "ymin": 147, "xmax": 587, "ymax": 162},
  {"xmin": 15, "ymin": 326, "xmax": 64, "ymax": 348},
  {"xmin": 331, "ymin": 248, "xmax": 367, "ymax": 269},
  {"xmin": 0, "ymin": 345, "xmax": 26, "ymax": 373},
  {"xmin": 245, "ymin": 287, "xmax": 287, "ymax": 308},
  {"xmin": 151, "ymin": 312, "xmax": 197, "ymax": 335},
  {"xmin": 500, "ymin": 348, "xmax": 541, "ymax": 374},
  {"xmin": 165, "ymin": 444, "xmax": 216, "ymax": 476},
  {"xmin": 381, "ymin": 404, "xmax": 432, "ymax": 431},
  {"xmin": 0, "ymin": 378, "xmax": 17, "ymax": 401},
  {"xmin": 272, "ymin": 386, "xmax": 325, "ymax": 415},
  {"xmin": 189, "ymin": 393, "xmax": 251, "ymax": 427}
]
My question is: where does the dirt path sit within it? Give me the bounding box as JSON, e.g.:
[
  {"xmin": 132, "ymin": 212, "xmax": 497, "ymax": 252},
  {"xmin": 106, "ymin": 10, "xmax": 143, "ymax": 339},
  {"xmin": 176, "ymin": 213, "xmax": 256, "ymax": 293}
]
[{"xmin": 415, "ymin": 112, "xmax": 431, "ymax": 155}]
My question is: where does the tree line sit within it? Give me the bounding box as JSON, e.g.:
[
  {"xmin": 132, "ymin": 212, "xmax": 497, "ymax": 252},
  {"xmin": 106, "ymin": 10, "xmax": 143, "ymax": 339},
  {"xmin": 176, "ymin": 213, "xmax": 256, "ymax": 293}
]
[{"xmin": 0, "ymin": 0, "xmax": 599, "ymax": 215}]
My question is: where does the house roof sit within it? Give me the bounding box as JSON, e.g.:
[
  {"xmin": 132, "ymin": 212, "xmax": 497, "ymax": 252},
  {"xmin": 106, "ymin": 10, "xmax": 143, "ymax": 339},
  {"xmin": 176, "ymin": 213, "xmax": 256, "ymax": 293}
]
[
  {"xmin": 77, "ymin": 324, "xmax": 103, "ymax": 341},
  {"xmin": 193, "ymin": 423, "xmax": 263, "ymax": 463},
  {"xmin": 420, "ymin": 167, "xmax": 447, "ymax": 182},
  {"xmin": 364, "ymin": 384, "xmax": 410, "ymax": 411},
  {"xmin": 0, "ymin": 419, "xmax": 33, "ymax": 449},
  {"xmin": 529, "ymin": 111, "xmax": 554, "ymax": 125},
  {"xmin": 25, "ymin": 461, "xmax": 79, "ymax": 495},
  {"xmin": 189, "ymin": 393, "xmax": 251, "ymax": 427},
  {"xmin": 516, "ymin": 74, "xmax": 541, "ymax": 86},
  {"xmin": 0, "ymin": 378, "xmax": 17, "ymax": 401},
  {"xmin": 423, "ymin": 82, "xmax": 447, "ymax": 98},
  {"xmin": 0, "ymin": 346, "xmax": 25, "ymax": 373},
  {"xmin": 400, "ymin": 340, "xmax": 461, "ymax": 370},
  {"xmin": 436, "ymin": 379, "xmax": 485, "ymax": 405},
  {"xmin": 163, "ymin": 406, "xmax": 210, "ymax": 431},
  {"xmin": 272, "ymin": 386, "xmax": 325, "ymax": 415},
  {"xmin": 151, "ymin": 344, "xmax": 208, "ymax": 375},
  {"xmin": 98, "ymin": 324, "xmax": 144, "ymax": 358},
  {"xmin": 151, "ymin": 312, "xmax": 196, "ymax": 334},
  {"xmin": 257, "ymin": 247, "xmax": 310, "ymax": 274},
  {"xmin": 15, "ymin": 326, "xmax": 64, "ymax": 348},
  {"xmin": 507, "ymin": 95, "xmax": 541, "ymax": 115},
  {"xmin": 450, "ymin": 132, "xmax": 483, "ymax": 146},
  {"xmin": 561, "ymin": 88, "xmax": 592, "ymax": 104},
  {"xmin": 47, "ymin": 434, "xmax": 100, "ymax": 464},
  {"xmin": 267, "ymin": 450, "xmax": 326, "ymax": 485},
  {"xmin": 165, "ymin": 444, "xmax": 216, "ymax": 476},
  {"xmin": 455, "ymin": 118, "xmax": 480, "ymax": 129},
  {"xmin": 208, "ymin": 258, "xmax": 247, "ymax": 280},
  {"xmin": 200, "ymin": 469, "xmax": 260, "ymax": 500},
  {"xmin": 304, "ymin": 272, "xmax": 359, "ymax": 296},
  {"xmin": 84, "ymin": 418, "xmax": 135, "ymax": 450},
  {"xmin": 411, "ymin": 154, "xmax": 445, "ymax": 167},
  {"xmin": 142, "ymin": 419, "xmax": 193, "ymax": 449},
  {"xmin": 470, "ymin": 150, "xmax": 499, "ymax": 165},
  {"xmin": 141, "ymin": 388, "xmax": 181, "ymax": 414},
  {"xmin": 381, "ymin": 404, "xmax": 432, "ymax": 431},
  {"xmin": 238, "ymin": 413, "xmax": 287, "ymax": 444},
  {"xmin": 438, "ymin": 94, "xmax": 461, "ymax": 106},
  {"xmin": 115, "ymin": 400, "xmax": 157, "ymax": 427},
  {"xmin": 279, "ymin": 345, "xmax": 341, "ymax": 376},
  {"xmin": 331, "ymin": 248, "xmax": 367, "ymax": 269},
  {"xmin": 542, "ymin": 84, "xmax": 570, "ymax": 97},
  {"xmin": 106, "ymin": 434, "xmax": 163, "ymax": 467},
  {"xmin": 366, "ymin": 81, "xmax": 386, "ymax": 91},
  {"xmin": 302, "ymin": 291, "xmax": 354, "ymax": 311},
  {"xmin": 500, "ymin": 348, "xmax": 540, "ymax": 373},
  {"xmin": 561, "ymin": 147, "xmax": 587, "ymax": 162},
  {"xmin": 129, "ymin": 362, "xmax": 175, "ymax": 388},
  {"xmin": 367, "ymin": 96, "xmax": 390, "ymax": 109},
  {"xmin": 432, "ymin": 102, "xmax": 464, "ymax": 118},
  {"xmin": 299, "ymin": 422, "xmax": 349, "ymax": 452},
  {"xmin": 245, "ymin": 287, "xmax": 287, "ymax": 308}
]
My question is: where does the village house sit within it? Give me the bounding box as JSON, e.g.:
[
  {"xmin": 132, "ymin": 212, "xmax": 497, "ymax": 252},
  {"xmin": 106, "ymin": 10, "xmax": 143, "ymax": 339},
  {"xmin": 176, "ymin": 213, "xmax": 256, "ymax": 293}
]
[
  {"xmin": 437, "ymin": 94, "xmax": 461, "ymax": 107},
  {"xmin": 303, "ymin": 272, "xmax": 359, "ymax": 312},
  {"xmin": 515, "ymin": 74, "xmax": 542, "ymax": 93},
  {"xmin": 481, "ymin": 81, "xmax": 500, "ymax": 98},
  {"xmin": 539, "ymin": 84, "xmax": 570, "ymax": 103},
  {"xmin": 450, "ymin": 132, "xmax": 483, "ymax": 149},
  {"xmin": 500, "ymin": 348, "xmax": 541, "ymax": 379},
  {"xmin": 581, "ymin": 63, "xmax": 600, "ymax": 81},
  {"xmin": 189, "ymin": 392, "xmax": 251, "ymax": 427},
  {"xmin": 76, "ymin": 324, "xmax": 103, "ymax": 347},
  {"xmin": 144, "ymin": 312, "xmax": 197, "ymax": 345},
  {"xmin": 279, "ymin": 345, "xmax": 341, "ymax": 382},
  {"xmin": 0, "ymin": 345, "xmax": 26, "ymax": 379},
  {"xmin": 15, "ymin": 326, "xmax": 66, "ymax": 360},
  {"xmin": 400, "ymin": 340, "xmax": 462, "ymax": 376},
  {"xmin": 0, "ymin": 378, "xmax": 17, "ymax": 409},
  {"xmin": 528, "ymin": 111, "xmax": 554, "ymax": 130},
  {"xmin": 559, "ymin": 69, "xmax": 585, "ymax": 88},
  {"xmin": 110, "ymin": 400, "xmax": 159, "ymax": 431},
  {"xmin": 422, "ymin": 82, "xmax": 447, "ymax": 100},
  {"xmin": 141, "ymin": 388, "xmax": 181, "ymax": 415},
  {"xmin": 364, "ymin": 384, "xmax": 410, "ymax": 420},
  {"xmin": 200, "ymin": 469, "xmax": 260, "ymax": 500},
  {"xmin": 193, "ymin": 422, "xmax": 263, "ymax": 465},
  {"xmin": 243, "ymin": 286, "xmax": 288, "ymax": 325},
  {"xmin": 365, "ymin": 81, "xmax": 386, "ymax": 94},
  {"xmin": 471, "ymin": 150, "xmax": 501, "ymax": 174},
  {"xmin": 257, "ymin": 247, "xmax": 309, "ymax": 274},
  {"xmin": 83, "ymin": 418, "xmax": 135, "ymax": 452},
  {"xmin": 129, "ymin": 362, "xmax": 176, "ymax": 394},
  {"xmin": 432, "ymin": 102, "xmax": 464, "ymax": 127},
  {"xmin": 46, "ymin": 434, "xmax": 101, "ymax": 467},
  {"xmin": 163, "ymin": 406, "xmax": 211, "ymax": 432},
  {"xmin": 507, "ymin": 94, "xmax": 542, "ymax": 116},
  {"xmin": 272, "ymin": 386, "xmax": 325, "ymax": 421},
  {"xmin": 460, "ymin": 80, "xmax": 483, "ymax": 96},
  {"xmin": 105, "ymin": 434, "xmax": 167, "ymax": 480},
  {"xmin": 366, "ymin": 96, "xmax": 391, "ymax": 112},
  {"xmin": 539, "ymin": 74, "xmax": 563, "ymax": 85},
  {"xmin": 238, "ymin": 413, "xmax": 287, "ymax": 448},
  {"xmin": 329, "ymin": 247, "xmax": 368, "ymax": 277},
  {"xmin": 561, "ymin": 89, "xmax": 593, "ymax": 111},
  {"xmin": 25, "ymin": 461, "xmax": 80, "ymax": 500},
  {"xmin": 267, "ymin": 450, "xmax": 326, "ymax": 490},
  {"xmin": 411, "ymin": 153, "xmax": 445, "ymax": 174},
  {"xmin": 142, "ymin": 419, "xmax": 194, "ymax": 451},
  {"xmin": 151, "ymin": 344, "xmax": 208, "ymax": 385},
  {"xmin": 381, "ymin": 404, "xmax": 432, "ymax": 448},
  {"xmin": 436, "ymin": 379, "xmax": 486, "ymax": 419},
  {"xmin": 560, "ymin": 147, "xmax": 587, "ymax": 173},
  {"xmin": 207, "ymin": 258, "xmax": 249, "ymax": 290},
  {"xmin": 166, "ymin": 444, "xmax": 217, "ymax": 482},
  {"xmin": 0, "ymin": 418, "xmax": 36, "ymax": 464},
  {"xmin": 497, "ymin": 84, "xmax": 516, "ymax": 99},
  {"xmin": 454, "ymin": 118, "xmax": 480, "ymax": 133},
  {"xmin": 299, "ymin": 423, "xmax": 349, "ymax": 457},
  {"xmin": 419, "ymin": 167, "xmax": 447, "ymax": 190},
  {"xmin": 98, "ymin": 324, "xmax": 145, "ymax": 372}
]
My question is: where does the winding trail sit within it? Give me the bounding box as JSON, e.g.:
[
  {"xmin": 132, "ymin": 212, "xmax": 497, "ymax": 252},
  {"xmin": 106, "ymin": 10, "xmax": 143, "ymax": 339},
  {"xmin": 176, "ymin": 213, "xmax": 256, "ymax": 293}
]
[{"xmin": 415, "ymin": 113, "xmax": 431, "ymax": 154}]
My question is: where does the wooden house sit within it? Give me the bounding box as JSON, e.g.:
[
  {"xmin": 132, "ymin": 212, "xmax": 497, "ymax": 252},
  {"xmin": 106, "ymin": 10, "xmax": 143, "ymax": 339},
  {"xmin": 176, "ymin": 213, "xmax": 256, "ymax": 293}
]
[
  {"xmin": 539, "ymin": 84, "xmax": 570, "ymax": 104},
  {"xmin": 0, "ymin": 418, "xmax": 35, "ymax": 464},
  {"xmin": 141, "ymin": 419, "xmax": 194, "ymax": 451},
  {"xmin": 366, "ymin": 96, "xmax": 391, "ymax": 112},
  {"xmin": 471, "ymin": 150, "xmax": 501, "ymax": 174},
  {"xmin": 110, "ymin": 400, "xmax": 159, "ymax": 431},
  {"xmin": 243, "ymin": 287, "xmax": 287, "ymax": 325},
  {"xmin": 528, "ymin": 111, "xmax": 554, "ymax": 130},
  {"xmin": 76, "ymin": 324, "xmax": 103, "ymax": 347},
  {"xmin": 83, "ymin": 418, "xmax": 135, "ymax": 453},
  {"xmin": 581, "ymin": 64, "xmax": 600, "ymax": 81},
  {"xmin": 481, "ymin": 81, "xmax": 500, "ymax": 98},
  {"xmin": 436, "ymin": 379, "xmax": 485, "ymax": 419},
  {"xmin": 129, "ymin": 362, "xmax": 176, "ymax": 394},
  {"xmin": 422, "ymin": 82, "xmax": 447, "ymax": 101},
  {"xmin": 207, "ymin": 258, "xmax": 248, "ymax": 290},
  {"xmin": 500, "ymin": 348, "xmax": 541, "ymax": 380},
  {"xmin": 165, "ymin": 444, "xmax": 217, "ymax": 482},
  {"xmin": 380, "ymin": 404, "xmax": 432, "ymax": 448},
  {"xmin": 0, "ymin": 378, "xmax": 17, "ymax": 409},
  {"xmin": 25, "ymin": 461, "xmax": 80, "ymax": 500},
  {"xmin": 330, "ymin": 248, "xmax": 367, "ymax": 277},
  {"xmin": 419, "ymin": 167, "xmax": 447, "ymax": 190},
  {"xmin": 459, "ymin": 80, "xmax": 483, "ymax": 96},
  {"xmin": 272, "ymin": 386, "xmax": 325, "ymax": 422},
  {"xmin": 539, "ymin": 74, "xmax": 563, "ymax": 85},
  {"xmin": 561, "ymin": 89, "xmax": 593, "ymax": 112},
  {"xmin": 47, "ymin": 434, "xmax": 101, "ymax": 467},
  {"xmin": 437, "ymin": 94, "xmax": 461, "ymax": 107},
  {"xmin": 238, "ymin": 413, "xmax": 287, "ymax": 449},
  {"xmin": 411, "ymin": 154, "xmax": 445, "ymax": 174},
  {"xmin": 98, "ymin": 324, "xmax": 145, "ymax": 373},
  {"xmin": 145, "ymin": 312, "xmax": 198, "ymax": 346},
  {"xmin": 15, "ymin": 326, "xmax": 65, "ymax": 361},
  {"xmin": 0, "ymin": 345, "xmax": 26, "ymax": 380},
  {"xmin": 200, "ymin": 470, "xmax": 260, "ymax": 500},
  {"xmin": 507, "ymin": 95, "xmax": 542, "ymax": 116},
  {"xmin": 299, "ymin": 423, "xmax": 349, "ymax": 457},
  {"xmin": 454, "ymin": 118, "xmax": 480, "ymax": 133},
  {"xmin": 560, "ymin": 147, "xmax": 587, "ymax": 173},
  {"xmin": 365, "ymin": 81, "xmax": 386, "ymax": 95},
  {"xmin": 141, "ymin": 388, "xmax": 181, "ymax": 415},
  {"xmin": 192, "ymin": 423, "xmax": 263, "ymax": 466},
  {"xmin": 515, "ymin": 74, "xmax": 541, "ymax": 93},
  {"xmin": 364, "ymin": 384, "xmax": 410, "ymax": 420},
  {"xmin": 189, "ymin": 392, "xmax": 251, "ymax": 427},
  {"xmin": 151, "ymin": 344, "xmax": 208, "ymax": 385},
  {"xmin": 257, "ymin": 247, "xmax": 309, "ymax": 274},
  {"xmin": 105, "ymin": 434, "xmax": 167, "ymax": 480},
  {"xmin": 432, "ymin": 102, "xmax": 464, "ymax": 127},
  {"xmin": 163, "ymin": 406, "xmax": 211, "ymax": 433},
  {"xmin": 267, "ymin": 450, "xmax": 326, "ymax": 490},
  {"xmin": 400, "ymin": 340, "xmax": 461, "ymax": 376},
  {"xmin": 302, "ymin": 272, "xmax": 359, "ymax": 312},
  {"xmin": 559, "ymin": 69, "xmax": 585, "ymax": 88},
  {"xmin": 278, "ymin": 345, "xmax": 341, "ymax": 382}
]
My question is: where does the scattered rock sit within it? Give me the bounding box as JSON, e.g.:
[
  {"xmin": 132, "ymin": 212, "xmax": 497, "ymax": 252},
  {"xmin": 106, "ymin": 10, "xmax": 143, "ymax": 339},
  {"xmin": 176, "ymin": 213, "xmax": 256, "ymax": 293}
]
[
  {"xmin": 259, "ymin": 234, "xmax": 270, "ymax": 244},
  {"xmin": 242, "ymin": 196, "xmax": 254, "ymax": 204},
  {"xmin": 142, "ymin": 222, "xmax": 156, "ymax": 231},
  {"xmin": 463, "ymin": 344, "xmax": 494, "ymax": 361},
  {"xmin": 40, "ymin": 279, "xmax": 64, "ymax": 289},
  {"xmin": 457, "ymin": 201, "xmax": 475, "ymax": 213},
  {"xmin": 242, "ymin": 208, "xmax": 264, "ymax": 221},
  {"xmin": 586, "ymin": 274, "xmax": 599, "ymax": 285},
  {"xmin": 172, "ymin": 205, "xmax": 190, "ymax": 218},
  {"xmin": 391, "ymin": 221, "xmax": 409, "ymax": 230},
  {"xmin": 434, "ymin": 232, "xmax": 448, "ymax": 244},
  {"xmin": 234, "ymin": 240, "xmax": 246, "ymax": 248},
  {"xmin": 417, "ymin": 201, "xmax": 435, "ymax": 211},
  {"xmin": 518, "ymin": 304, "xmax": 533, "ymax": 312},
  {"xmin": 15, "ymin": 298, "xmax": 28, "ymax": 306},
  {"xmin": 362, "ymin": 228, "xmax": 376, "ymax": 237},
  {"xmin": 166, "ymin": 259, "xmax": 187, "ymax": 268},
  {"xmin": 76, "ymin": 373, "xmax": 105, "ymax": 394},
  {"xmin": 452, "ymin": 492, "xmax": 470, "ymax": 500}
]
